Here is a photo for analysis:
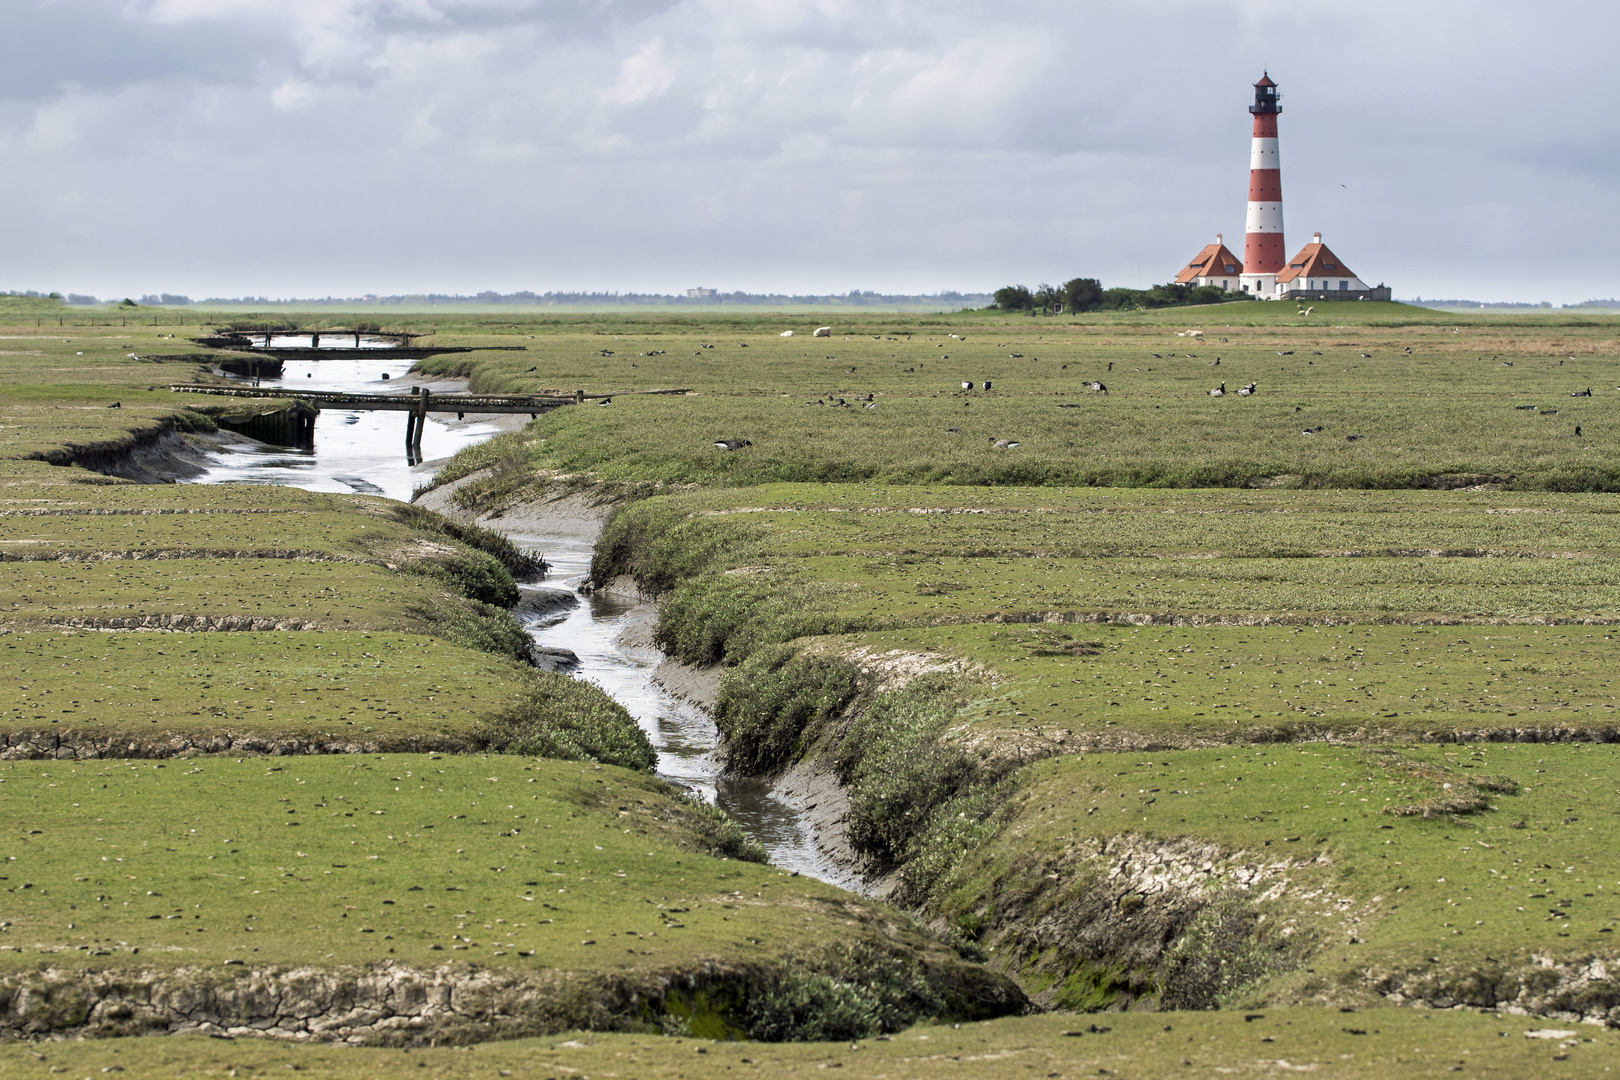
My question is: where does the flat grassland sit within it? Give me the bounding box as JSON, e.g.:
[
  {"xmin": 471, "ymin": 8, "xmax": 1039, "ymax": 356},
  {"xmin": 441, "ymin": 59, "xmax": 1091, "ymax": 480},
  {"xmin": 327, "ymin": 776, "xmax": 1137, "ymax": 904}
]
[
  {"xmin": 8, "ymin": 302, "xmax": 1620, "ymax": 1067},
  {"xmin": 6, "ymin": 1008, "xmax": 1617, "ymax": 1078},
  {"xmin": 0, "ymin": 754, "xmax": 904, "ymax": 972}
]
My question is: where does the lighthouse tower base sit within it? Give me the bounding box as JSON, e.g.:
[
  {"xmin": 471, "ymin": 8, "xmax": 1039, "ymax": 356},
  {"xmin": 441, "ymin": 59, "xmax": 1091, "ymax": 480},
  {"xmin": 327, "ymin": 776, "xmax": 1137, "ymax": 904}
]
[{"xmin": 1239, "ymin": 273, "xmax": 1277, "ymax": 298}]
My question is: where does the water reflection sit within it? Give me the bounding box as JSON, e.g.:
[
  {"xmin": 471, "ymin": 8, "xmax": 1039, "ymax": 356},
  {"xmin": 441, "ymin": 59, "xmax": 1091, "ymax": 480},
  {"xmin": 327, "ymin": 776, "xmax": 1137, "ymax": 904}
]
[{"xmin": 188, "ymin": 358, "xmax": 502, "ymax": 501}]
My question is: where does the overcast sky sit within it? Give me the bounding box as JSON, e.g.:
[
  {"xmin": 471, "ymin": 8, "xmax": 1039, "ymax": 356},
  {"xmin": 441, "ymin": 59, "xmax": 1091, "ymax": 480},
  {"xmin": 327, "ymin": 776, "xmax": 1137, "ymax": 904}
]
[{"xmin": 2, "ymin": 0, "xmax": 1617, "ymax": 302}]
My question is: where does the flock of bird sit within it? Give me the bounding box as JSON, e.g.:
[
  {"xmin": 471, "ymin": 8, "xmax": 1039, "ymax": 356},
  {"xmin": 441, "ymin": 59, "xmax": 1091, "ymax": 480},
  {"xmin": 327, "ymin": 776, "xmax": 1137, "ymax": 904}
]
[{"xmin": 694, "ymin": 336, "xmax": 1611, "ymax": 454}]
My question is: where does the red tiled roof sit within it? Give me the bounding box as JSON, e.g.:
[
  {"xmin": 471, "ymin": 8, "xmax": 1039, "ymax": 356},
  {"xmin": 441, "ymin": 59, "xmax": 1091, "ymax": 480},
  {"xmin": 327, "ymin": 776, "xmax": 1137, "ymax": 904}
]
[
  {"xmin": 1175, "ymin": 242, "xmax": 1244, "ymax": 284},
  {"xmin": 1275, "ymin": 240, "xmax": 1357, "ymax": 283},
  {"xmin": 1255, "ymin": 73, "xmax": 1276, "ymax": 88}
]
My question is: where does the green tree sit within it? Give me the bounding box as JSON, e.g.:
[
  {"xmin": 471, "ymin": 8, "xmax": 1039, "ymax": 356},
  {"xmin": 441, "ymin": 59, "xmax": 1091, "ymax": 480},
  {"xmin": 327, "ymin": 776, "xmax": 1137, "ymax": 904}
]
[
  {"xmin": 1062, "ymin": 277, "xmax": 1103, "ymax": 312},
  {"xmin": 991, "ymin": 285, "xmax": 1034, "ymax": 311}
]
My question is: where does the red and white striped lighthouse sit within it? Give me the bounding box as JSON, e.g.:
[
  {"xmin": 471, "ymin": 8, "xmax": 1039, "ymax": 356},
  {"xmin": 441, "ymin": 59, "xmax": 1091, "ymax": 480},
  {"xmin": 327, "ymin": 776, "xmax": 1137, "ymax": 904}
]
[{"xmin": 1239, "ymin": 72, "xmax": 1284, "ymax": 297}]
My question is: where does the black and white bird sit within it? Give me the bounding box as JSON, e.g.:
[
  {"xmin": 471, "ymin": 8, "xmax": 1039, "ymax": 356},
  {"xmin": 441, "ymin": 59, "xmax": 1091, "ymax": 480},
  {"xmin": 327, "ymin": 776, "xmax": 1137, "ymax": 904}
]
[
  {"xmin": 714, "ymin": 438, "xmax": 752, "ymax": 451},
  {"xmin": 1209, "ymin": 382, "xmax": 1226, "ymax": 397},
  {"xmin": 598, "ymin": 397, "xmax": 612, "ymax": 406},
  {"xmin": 1572, "ymin": 388, "xmax": 1593, "ymax": 397},
  {"xmin": 990, "ymin": 438, "xmax": 1021, "ymax": 449},
  {"xmin": 1085, "ymin": 381, "xmax": 1108, "ymax": 394},
  {"xmin": 1237, "ymin": 382, "xmax": 1257, "ymax": 396}
]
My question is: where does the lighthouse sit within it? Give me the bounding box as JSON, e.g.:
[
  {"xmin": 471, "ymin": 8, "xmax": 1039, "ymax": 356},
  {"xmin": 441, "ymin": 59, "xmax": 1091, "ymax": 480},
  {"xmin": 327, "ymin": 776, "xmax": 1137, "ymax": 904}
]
[{"xmin": 1239, "ymin": 73, "xmax": 1284, "ymax": 296}]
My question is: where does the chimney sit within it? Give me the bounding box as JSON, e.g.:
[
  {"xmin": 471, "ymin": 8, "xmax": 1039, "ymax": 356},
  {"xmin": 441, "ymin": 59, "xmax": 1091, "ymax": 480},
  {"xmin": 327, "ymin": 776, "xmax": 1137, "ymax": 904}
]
[
  {"xmin": 1216, "ymin": 233, "xmax": 1223, "ymax": 244},
  {"xmin": 1313, "ymin": 232, "xmax": 1322, "ymax": 244}
]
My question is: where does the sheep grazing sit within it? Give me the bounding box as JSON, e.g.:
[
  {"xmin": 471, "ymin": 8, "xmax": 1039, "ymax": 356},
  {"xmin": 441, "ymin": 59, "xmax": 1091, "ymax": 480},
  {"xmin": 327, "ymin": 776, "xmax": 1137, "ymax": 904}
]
[
  {"xmin": 1209, "ymin": 382, "xmax": 1226, "ymax": 397},
  {"xmin": 1186, "ymin": 330, "xmax": 1204, "ymax": 338},
  {"xmin": 713, "ymin": 438, "xmax": 753, "ymax": 451},
  {"xmin": 813, "ymin": 326, "xmax": 832, "ymax": 338}
]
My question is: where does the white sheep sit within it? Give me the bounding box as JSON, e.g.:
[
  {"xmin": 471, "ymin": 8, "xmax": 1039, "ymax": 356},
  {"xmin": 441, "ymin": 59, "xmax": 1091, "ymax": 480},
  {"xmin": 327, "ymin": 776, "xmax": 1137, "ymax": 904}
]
[
  {"xmin": 780, "ymin": 330, "xmax": 794, "ymax": 337},
  {"xmin": 813, "ymin": 326, "xmax": 831, "ymax": 338}
]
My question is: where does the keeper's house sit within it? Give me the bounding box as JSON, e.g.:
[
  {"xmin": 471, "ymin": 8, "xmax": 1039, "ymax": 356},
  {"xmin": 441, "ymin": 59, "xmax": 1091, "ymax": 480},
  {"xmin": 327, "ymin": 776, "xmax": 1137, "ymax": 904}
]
[
  {"xmin": 1173, "ymin": 234, "xmax": 1245, "ymax": 292},
  {"xmin": 1272, "ymin": 233, "xmax": 1391, "ymax": 301}
]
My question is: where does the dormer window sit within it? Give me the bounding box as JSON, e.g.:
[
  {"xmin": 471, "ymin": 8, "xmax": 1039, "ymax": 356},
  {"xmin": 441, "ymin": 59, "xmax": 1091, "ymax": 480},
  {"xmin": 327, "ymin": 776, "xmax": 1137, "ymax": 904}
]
[{"xmin": 1224, "ymin": 265, "xmax": 1236, "ymax": 274}]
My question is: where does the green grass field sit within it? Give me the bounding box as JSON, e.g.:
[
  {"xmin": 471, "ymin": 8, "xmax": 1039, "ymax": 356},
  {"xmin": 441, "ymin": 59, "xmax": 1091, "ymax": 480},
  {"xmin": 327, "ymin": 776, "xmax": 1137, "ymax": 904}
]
[
  {"xmin": 3, "ymin": 1008, "xmax": 1615, "ymax": 1077},
  {"xmin": 0, "ymin": 754, "xmax": 899, "ymax": 973},
  {"xmin": 8, "ymin": 306, "xmax": 1620, "ymax": 1066}
]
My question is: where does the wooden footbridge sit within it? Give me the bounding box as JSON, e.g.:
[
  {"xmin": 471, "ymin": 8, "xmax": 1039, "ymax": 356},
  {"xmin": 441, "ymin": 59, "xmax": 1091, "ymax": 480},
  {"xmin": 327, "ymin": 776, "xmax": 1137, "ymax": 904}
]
[{"xmin": 168, "ymin": 384, "xmax": 688, "ymax": 453}]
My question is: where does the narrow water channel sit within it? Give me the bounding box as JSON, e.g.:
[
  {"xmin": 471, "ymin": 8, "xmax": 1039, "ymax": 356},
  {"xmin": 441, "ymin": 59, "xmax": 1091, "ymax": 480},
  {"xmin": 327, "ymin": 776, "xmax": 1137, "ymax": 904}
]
[{"xmin": 188, "ymin": 357, "xmax": 857, "ymax": 889}]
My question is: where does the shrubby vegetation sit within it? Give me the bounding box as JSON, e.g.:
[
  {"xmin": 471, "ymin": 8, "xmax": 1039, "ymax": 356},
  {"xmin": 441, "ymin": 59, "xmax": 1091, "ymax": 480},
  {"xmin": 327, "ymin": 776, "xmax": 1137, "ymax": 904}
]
[
  {"xmin": 992, "ymin": 277, "xmax": 1242, "ymax": 313},
  {"xmin": 394, "ymin": 503, "xmax": 548, "ymax": 578},
  {"xmin": 477, "ymin": 674, "xmax": 658, "ymax": 770}
]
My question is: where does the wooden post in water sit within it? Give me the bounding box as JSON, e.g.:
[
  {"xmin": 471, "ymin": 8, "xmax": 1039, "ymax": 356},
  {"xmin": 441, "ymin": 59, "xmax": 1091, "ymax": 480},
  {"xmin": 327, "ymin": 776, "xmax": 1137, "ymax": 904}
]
[{"xmin": 414, "ymin": 388, "xmax": 429, "ymax": 451}]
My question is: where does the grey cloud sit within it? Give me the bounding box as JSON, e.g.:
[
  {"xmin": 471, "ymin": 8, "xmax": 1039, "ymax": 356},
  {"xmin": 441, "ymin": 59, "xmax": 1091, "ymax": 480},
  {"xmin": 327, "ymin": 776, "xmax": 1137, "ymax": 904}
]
[{"xmin": 1, "ymin": 0, "xmax": 1618, "ymax": 301}]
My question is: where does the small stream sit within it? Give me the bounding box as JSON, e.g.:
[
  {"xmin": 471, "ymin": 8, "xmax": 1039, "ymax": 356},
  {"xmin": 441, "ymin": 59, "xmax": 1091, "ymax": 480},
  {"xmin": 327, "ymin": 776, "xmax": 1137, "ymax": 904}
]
[{"xmin": 188, "ymin": 357, "xmax": 856, "ymax": 888}]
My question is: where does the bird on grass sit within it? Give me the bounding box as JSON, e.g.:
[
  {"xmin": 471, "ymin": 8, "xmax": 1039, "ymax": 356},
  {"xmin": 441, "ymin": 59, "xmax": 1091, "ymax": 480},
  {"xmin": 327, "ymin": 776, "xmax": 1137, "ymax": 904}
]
[
  {"xmin": 1572, "ymin": 388, "xmax": 1593, "ymax": 397},
  {"xmin": 597, "ymin": 397, "xmax": 612, "ymax": 406},
  {"xmin": 1359, "ymin": 352, "xmax": 1371, "ymax": 358},
  {"xmin": 1238, "ymin": 382, "xmax": 1257, "ymax": 396},
  {"xmin": 1576, "ymin": 426, "xmax": 1584, "ymax": 437},
  {"xmin": 713, "ymin": 439, "xmax": 752, "ymax": 451},
  {"xmin": 1209, "ymin": 382, "xmax": 1226, "ymax": 397},
  {"xmin": 1085, "ymin": 381, "xmax": 1108, "ymax": 394},
  {"xmin": 990, "ymin": 438, "xmax": 1021, "ymax": 449}
]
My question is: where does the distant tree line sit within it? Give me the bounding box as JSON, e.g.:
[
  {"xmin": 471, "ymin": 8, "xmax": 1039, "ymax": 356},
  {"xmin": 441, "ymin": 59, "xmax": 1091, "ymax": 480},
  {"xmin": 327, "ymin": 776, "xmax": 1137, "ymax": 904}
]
[
  {"xmin": 991, "ymin": 278, "xmax": 1244, "ymax": 314},
  {"xmin": 186, "ymin": 289, "xmax": 995, "ymax": 308}
]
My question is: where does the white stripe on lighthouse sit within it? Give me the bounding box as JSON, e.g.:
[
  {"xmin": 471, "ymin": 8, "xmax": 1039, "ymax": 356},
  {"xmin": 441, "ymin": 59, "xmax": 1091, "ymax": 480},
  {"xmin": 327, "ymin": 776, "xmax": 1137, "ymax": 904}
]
[
  {"xmin": 1244, "ymin": 202, "xmax": 1284, "ymax": 233},
  {"xmin": 1249, "ymin": 137, "xmax": 1280, "ymax": 170}
]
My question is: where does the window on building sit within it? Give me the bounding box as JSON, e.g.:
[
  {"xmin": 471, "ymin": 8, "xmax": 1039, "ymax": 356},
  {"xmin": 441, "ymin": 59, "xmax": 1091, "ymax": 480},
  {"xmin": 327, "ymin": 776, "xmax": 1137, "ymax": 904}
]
[
  {"xmin": 1224, "ymin": 264, "xmax": 1236, "ymax": 274},
  {"xmin": 1339, "ymin": 280, "xmax": 1348, "ymax": 290}
]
